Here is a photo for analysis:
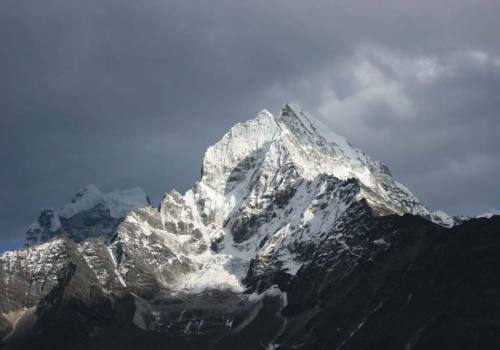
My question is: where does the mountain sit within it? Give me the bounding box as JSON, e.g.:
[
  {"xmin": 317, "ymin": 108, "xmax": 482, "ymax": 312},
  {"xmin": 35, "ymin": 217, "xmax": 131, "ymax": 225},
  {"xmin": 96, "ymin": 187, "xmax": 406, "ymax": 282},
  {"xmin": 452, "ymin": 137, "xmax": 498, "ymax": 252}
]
[
  {"xmin": 1, "ymin": 104, "xmax": 499, "ymax": 349},
  {"xmin": 25, "ymin": 185, "xmax": 150, "ymax": 246}
]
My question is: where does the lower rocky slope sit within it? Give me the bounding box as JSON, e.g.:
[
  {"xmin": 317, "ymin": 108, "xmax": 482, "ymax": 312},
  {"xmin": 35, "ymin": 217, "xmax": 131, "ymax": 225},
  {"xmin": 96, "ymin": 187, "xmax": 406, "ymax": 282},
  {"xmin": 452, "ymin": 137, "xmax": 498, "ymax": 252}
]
[{"xmin": 1, "ymin": 215, "xmax": 499, "ymax": 350}]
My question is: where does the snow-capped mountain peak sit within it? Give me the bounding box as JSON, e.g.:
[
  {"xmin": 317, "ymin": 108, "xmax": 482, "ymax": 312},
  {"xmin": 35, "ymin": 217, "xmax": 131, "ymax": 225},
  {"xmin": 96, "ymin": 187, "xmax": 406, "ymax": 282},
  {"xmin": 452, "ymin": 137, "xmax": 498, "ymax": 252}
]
[
  {"xmin": 278, "ymin": 103, "xmax": 363, "ymax": 164},
  {"xmin": 26, "ymin": 185, "xmax": 150, "ymax": 246},
  {"xmin": 147, "ymin": 104, "xmax": 444, "ymax": 292}
]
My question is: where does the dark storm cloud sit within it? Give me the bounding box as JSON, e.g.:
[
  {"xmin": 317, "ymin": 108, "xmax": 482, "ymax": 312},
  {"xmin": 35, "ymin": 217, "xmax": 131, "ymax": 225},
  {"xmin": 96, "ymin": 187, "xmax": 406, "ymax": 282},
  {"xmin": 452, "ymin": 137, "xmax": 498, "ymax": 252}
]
[
  {"xmin": 1, "ymin": 0, "xmax": 500, "ymax": 240},
  {"xmin": 273, "ymin": 47, "xmax": 500, "ymax": 216}
]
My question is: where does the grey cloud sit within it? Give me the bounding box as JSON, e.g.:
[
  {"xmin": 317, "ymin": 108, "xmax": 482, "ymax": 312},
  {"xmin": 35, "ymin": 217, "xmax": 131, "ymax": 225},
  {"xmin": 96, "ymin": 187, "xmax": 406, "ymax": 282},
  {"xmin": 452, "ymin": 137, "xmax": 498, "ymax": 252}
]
[
  {"xmin": 272, "ymin": 47, "xmax": 500, "ymax": 215},
  {"xmin": 1, "ymin": 0, "xmax": 500, "ymax": 240}
]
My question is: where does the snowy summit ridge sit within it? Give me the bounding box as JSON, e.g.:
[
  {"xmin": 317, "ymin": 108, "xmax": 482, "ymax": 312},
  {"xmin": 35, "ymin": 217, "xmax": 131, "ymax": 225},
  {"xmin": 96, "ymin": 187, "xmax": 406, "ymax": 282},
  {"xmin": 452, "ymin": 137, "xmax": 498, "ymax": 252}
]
[{"xmin": 198, "ymin": 103, "xmax": 433, "ymax": 221}]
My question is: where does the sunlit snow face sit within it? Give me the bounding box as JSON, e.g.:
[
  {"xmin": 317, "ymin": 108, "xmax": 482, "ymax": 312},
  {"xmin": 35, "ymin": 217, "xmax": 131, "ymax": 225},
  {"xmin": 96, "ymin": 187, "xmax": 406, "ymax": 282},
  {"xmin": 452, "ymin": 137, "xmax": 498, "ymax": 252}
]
[{"xmin": 145, "ymin": 105, "xmax": 443, "ymax": 294}]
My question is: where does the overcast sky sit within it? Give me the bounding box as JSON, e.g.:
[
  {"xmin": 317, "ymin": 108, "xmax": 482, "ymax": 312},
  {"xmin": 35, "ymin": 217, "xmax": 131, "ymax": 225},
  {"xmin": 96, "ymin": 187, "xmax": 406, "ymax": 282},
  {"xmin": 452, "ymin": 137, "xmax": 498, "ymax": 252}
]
[{"xmin": 1, "ymin": 0, "xmax": 500, "ymax": 244}]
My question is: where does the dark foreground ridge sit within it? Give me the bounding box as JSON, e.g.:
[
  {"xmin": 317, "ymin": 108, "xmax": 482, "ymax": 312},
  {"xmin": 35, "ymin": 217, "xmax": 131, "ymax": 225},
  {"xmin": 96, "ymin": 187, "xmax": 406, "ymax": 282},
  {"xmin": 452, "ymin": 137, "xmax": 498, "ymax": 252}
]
[{"xmin": 1, "ymin": 215, "xmax": 499, "ymax": 350}]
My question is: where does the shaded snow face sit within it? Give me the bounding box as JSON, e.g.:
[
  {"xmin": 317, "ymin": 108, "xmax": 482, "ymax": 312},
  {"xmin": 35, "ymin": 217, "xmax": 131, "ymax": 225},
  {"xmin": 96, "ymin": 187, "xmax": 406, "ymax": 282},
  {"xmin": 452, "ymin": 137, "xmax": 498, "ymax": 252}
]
[
  {"xmin": 60, "ymin": 185, "xmax": 150, "ymax": 219},
  {"xmin": 25, "ymin": 185, "xmax": 150, "ymax": 246}
]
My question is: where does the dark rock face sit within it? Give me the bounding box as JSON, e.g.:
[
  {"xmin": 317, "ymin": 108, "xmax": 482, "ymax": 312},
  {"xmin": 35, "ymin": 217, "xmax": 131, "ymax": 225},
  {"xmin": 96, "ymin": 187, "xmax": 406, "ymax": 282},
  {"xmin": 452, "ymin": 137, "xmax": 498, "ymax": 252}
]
[
  {"xmin": 277, "ymin": 215, "xmax": 500, "ymax": 350},
  {"xmin": 25, "ymin": 209, "xmax": 63, "ymax": 246},
  {"xmin": 0, "ymin": 237, "xmax": 117, "ymax": 349},
  {"xmin": 60, "ymin": 205, "xmax": 124, "ymax": 243}
]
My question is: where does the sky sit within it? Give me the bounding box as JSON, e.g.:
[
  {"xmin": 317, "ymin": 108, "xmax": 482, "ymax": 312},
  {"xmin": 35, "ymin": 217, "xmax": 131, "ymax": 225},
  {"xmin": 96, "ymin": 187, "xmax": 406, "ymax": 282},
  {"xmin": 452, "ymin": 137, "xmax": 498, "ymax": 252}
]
[{"xmin": 1, "ymin": 0, "xmax": 500, "ymax": 245}]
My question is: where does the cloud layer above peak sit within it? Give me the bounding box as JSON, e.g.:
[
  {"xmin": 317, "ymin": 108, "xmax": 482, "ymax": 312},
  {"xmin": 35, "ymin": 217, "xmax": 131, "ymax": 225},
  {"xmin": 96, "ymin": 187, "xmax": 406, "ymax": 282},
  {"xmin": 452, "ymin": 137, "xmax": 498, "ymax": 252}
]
[{"xmin": 1, "ymin": 0, "xmax": 499, "ymax": 240}]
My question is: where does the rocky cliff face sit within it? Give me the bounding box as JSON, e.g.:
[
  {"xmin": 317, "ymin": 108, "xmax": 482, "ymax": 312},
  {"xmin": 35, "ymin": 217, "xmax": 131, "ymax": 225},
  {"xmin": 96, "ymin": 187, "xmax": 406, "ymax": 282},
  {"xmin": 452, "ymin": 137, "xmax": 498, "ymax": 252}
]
[{"xmin": 1, "ymin": 104, "xmax": 498, "ymax": 349}]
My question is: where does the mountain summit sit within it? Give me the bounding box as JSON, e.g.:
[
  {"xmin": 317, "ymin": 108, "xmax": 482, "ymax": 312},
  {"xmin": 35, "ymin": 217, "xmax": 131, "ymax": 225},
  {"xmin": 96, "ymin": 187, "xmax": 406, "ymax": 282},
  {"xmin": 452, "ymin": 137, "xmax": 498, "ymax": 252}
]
[{"xmin": 1, "ymin": 104, "xmax": 498, "ymax": 350}]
